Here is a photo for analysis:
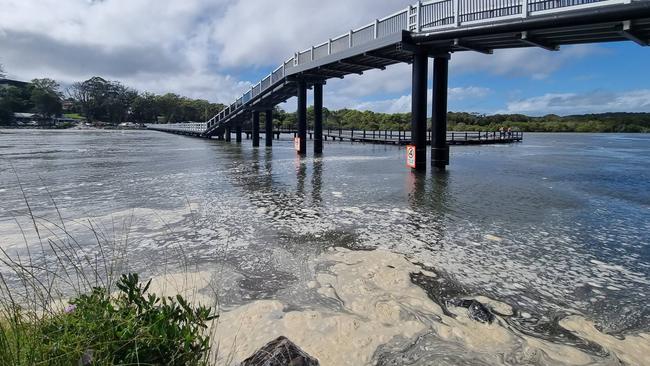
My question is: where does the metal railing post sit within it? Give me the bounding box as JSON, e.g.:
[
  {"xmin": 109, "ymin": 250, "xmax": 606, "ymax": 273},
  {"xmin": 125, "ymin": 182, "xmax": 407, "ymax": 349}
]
[
  {"xmin": 453, "ymin": 0, "xmax": 459, "ymax": 26},
  {"xmin": 348, "ymin": 30, "xmax": 353, "ymax": 48},
  {"xmin": 328, "ymin": 39, "xmax": 332, "ymax": 55},
  {"xmin": 416, "ymin": 1, "xmax": 422, "ymax": 32},
  {"xmin": 374, "ymin": 19, "xmax": 379, "ymax": 39},
  {"xmin": 522, "ymin": 0, "xmax": 529, "ymax": 18}
]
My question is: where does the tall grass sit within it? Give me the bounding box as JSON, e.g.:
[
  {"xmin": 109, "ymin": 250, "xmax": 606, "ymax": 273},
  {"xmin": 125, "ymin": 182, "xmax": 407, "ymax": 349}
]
[{"xmin": 0, "ymin": 171, "xmax": 222, "ymax": 365}]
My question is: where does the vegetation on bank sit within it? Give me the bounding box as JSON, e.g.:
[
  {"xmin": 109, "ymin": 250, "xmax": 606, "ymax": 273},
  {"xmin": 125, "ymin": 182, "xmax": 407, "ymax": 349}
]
[
  {"xmin": 1, "ymin": 274, "xmax": 216, "ymax": 365},
  {"xmin": 0, "ymin": 174, "xmax": 219, "ymax": 365},
  {"xmin": 1, "ymin": 64, "xmax": 647, "ymax": 132},
  {"xmin": 1, "ymin": 68, "xmax": 225, "ymax": 125},
  {"xmin": 276, "ymin": 109, "xmax": 650, "ymax": 133}
]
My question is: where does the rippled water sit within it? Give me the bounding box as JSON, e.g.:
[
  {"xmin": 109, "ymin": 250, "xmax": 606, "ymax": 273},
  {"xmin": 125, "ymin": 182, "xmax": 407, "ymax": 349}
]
[{"xmin": 1, "ymin": 129, "xmax": 649, "ymax": 361}]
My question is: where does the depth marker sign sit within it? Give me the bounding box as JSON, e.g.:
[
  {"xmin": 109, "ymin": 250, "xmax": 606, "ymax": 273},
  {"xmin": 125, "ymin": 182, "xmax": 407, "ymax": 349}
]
[{"xmin": 406, "ymin": 145, "xmax": 416, "ymax": 169}]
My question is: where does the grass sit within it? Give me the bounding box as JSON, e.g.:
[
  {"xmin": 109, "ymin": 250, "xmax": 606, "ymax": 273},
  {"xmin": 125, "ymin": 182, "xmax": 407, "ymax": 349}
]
[
  {"xmin": 63, "ymin": 113, "xmax": 85, "ymax": 120},
  {"xmin": 0, "ymin": 168, "xmax": 223, "ymax": 365}
]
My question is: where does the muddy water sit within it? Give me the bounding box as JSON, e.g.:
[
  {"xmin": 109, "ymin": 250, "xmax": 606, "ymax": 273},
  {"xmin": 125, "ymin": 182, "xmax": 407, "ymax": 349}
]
[{"xmin": 1, "ymin": 130, "xmax": 649, "ymax": 364}]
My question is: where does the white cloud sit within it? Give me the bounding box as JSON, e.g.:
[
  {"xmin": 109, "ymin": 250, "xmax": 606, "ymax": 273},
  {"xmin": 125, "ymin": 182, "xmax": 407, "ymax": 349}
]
[
  {"xmin": 452, "ymin": 45, "xmax": 603, "ymax": 79},
  {"xmin": 500, "ymin": 90, "xmax": 650, "ymax": 115},
  {"xmin": 0, "ymin": 0, "xmax": 616, "ymax": 112},
  {"xmin": 353, "ymin": 86, "xmax": 492, "ymax": 114},
  {"xmin": 212, "ymin": 0, "xmax": 409, "ymax": 68},
  {"xmin": 0, "ymin": 0, "xmax": 247, "ymax": 101}
]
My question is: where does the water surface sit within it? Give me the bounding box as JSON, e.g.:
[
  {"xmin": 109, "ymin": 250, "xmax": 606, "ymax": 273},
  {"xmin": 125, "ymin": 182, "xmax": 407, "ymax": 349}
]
[{"xmin": 1, "ymin": 129, "xmax": 648, "ymax": 361}]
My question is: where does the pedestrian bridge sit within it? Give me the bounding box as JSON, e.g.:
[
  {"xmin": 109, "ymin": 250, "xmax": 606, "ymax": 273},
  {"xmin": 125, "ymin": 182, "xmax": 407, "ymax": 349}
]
[{"xmin": 147, "ymin": 0, "xmax": 650, "ymax": 171}]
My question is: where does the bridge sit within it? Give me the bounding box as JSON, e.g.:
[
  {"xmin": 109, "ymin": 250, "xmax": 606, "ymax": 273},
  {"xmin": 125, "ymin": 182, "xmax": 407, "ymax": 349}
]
[{"xmin": 147, "ymin": 0, "xmax": 650, "ymax": 171}]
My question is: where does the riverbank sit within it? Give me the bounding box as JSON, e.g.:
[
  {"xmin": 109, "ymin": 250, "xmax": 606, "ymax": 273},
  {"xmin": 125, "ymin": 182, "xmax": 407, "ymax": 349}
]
[{"xmin": 0, "ymin": 124, "xmax": 146, "ymax": 131}]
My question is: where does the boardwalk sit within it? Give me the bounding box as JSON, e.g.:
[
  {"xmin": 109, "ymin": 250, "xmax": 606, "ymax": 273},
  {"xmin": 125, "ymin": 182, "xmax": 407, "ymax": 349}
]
[
  {"xmin": 231, "ymin": 129, "xmax": 523, "ymax": 146},
  {"xmin": 147, "ymin": 0, "xmax": 650, "ymax": 171},
  {"xmin": 322, "ymin": 130, "xmax": 523, "ymax": 145}
]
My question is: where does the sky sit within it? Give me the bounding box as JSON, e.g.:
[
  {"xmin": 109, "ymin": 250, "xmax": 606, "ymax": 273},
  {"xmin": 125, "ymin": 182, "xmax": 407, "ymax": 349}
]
[{"xmin": 1, "ymin": 0, "xmax": 649, "ymax": 116}]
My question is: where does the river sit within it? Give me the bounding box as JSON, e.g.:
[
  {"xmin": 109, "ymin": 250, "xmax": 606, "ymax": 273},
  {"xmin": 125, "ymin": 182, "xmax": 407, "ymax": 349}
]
[{"xmin": 1, "ymin": 129, "xmax": 648, "ymax": 365}]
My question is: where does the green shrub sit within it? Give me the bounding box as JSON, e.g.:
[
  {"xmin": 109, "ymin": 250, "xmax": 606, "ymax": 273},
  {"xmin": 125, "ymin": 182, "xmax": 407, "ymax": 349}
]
[{"xmin": 2, "ymin": 273, "xmax": 217, "ymax": 365}]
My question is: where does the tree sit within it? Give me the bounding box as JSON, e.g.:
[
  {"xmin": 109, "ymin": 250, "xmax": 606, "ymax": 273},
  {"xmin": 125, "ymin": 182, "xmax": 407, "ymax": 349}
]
[
  {"xmin": 68, "ymin": 77, "xmax": 136, "ymax": 123},
  {"xmin": 156, "ymin": 93, "xmax": 182, "ymax": 123},
  {"xmin": 130, "ymin": 92, "xmax": 159, "ymax": 123},
  {"xmin": 103, "ymin": 82, "xmax": 137, "ymax": 123},
  {"xmin": 69, "ymin": 77, "xmax": 111, "ymax": 122},
  {"xmin": 0, "ymin": 85, "xmax": 33, "ymax": 125},
  {"xmin": 30, "ymin": 78, "xmax": 63, "ymax": 119}
]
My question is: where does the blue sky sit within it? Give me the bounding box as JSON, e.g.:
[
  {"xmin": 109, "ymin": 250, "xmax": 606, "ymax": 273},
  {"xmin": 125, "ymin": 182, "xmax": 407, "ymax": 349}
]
[{"xmin": 1, "ymin": 0, "xmax": 649, "ymax": 116}]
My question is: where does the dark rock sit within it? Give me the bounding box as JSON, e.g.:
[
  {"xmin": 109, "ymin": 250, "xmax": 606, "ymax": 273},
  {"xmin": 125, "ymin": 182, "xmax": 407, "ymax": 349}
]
[
  {"xmin": 78, "ymin": 349, "xmax": 93, "ymax": 366},
  {"xmin": 447, "ymin": 299, "xmax": 495, "ymax": 324},
  {"xmin": 241, "ymin": 336, "xmax": 320, "ymax": 366}
]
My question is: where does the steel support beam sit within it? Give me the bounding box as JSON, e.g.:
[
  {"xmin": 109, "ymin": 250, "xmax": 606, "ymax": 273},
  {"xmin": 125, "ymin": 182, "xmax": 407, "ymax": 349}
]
[
  {"xmin": 364, "ymin": 52, "xmax": 411, "ymax": 64},
  {"xmin": 265, "ymin": 109, "xmax": 273, "ymax": 147},
  {"xmin": 410, "ymin": 49, "xmax": 428, "ymax": 171},
  {"xmin": 225, "ymin": 127, "xmax": 231, "ymax": 142},
  {"xmin": 432, "ymin": 56, "xmax": 450, "ymax": 170},
  {"xmin": 620, "ymin": 20, "xmax": 649, "ymax": 46},
  {"xmin": 314, "ymin": 83, "xmax": 323, "ymax": 154},
  {"xmin": 520, "ymin": 31, "xmax": 559, "ymax": 51},
  {"xmin": 339, "ymin": 60, "xmax": 386, "ymax": 70},
  {"xmin": 297, "ymin": 80, "xmax": 308, "ymax": 155},
  {"xmin": 453, "ymin": 39, "xmax": 493, "ymax": 54},
  {"xmin": 235, "ymin": 123, "xmax": 242, "ymax": 143},
  {"xmin": 252, "ymin": 112, "xmax": 260, "ymax": 147},
  {"xmin": 320, "ymin": 66, "xmax": 363, "ymax": 76}
]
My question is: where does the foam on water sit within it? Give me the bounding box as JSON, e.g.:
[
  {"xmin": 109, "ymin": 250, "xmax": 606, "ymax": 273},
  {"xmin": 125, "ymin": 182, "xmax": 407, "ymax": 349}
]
[{"xmin": 148, "ymin": 249, "xmax": 650, "ymax": 366}]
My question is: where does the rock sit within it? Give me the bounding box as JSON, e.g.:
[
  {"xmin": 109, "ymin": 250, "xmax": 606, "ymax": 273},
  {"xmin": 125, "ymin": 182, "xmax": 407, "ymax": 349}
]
[
  {"xmin": 78, "ymin": 349, "xmax": 93, "ymax": 366},
  {"xmin": 241, "ymin": 336, "xmax": 320, "ymax": 366},
  {"xmin": 447, "ymin": 299, "xmax": 495, "ymax": 324}
]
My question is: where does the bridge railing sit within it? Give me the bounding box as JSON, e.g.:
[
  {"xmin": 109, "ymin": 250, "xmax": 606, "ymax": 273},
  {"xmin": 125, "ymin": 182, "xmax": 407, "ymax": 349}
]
[
  {"xmin": 323, "ymin": 128, "xmax": 523, "ymax": 141},
  {"xmin": 193, "ymin": 0, "xmax": 627, "ymax": 135},
  {"xmin": 146, "ymin": 122, "xmax": 207, "ymax": 134}
]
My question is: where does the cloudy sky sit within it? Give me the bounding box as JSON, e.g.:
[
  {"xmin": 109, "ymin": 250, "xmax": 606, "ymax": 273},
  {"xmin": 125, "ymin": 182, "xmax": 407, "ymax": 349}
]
[{"xmin": 1, "ymin": 0, "xmax": 649, "ymax": 116}]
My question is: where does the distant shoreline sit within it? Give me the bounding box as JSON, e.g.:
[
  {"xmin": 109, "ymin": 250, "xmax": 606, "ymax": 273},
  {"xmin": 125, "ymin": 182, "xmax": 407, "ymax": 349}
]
[{"xmin": 0, "ymin": 126, "xmax": 647, "ymax": 134}]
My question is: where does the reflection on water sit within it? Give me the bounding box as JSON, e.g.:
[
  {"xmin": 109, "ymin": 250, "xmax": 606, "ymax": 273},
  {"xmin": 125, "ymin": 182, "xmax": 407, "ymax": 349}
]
[{"xmin": 1, "ymin": 130, "xmax": 649, "ymax": 363}]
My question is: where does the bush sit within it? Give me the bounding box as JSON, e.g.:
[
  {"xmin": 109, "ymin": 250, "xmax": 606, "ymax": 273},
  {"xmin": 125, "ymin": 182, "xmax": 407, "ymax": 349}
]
[{"xmin": 1, "ymin": 273, "xmax": 217, "ymax": 365}]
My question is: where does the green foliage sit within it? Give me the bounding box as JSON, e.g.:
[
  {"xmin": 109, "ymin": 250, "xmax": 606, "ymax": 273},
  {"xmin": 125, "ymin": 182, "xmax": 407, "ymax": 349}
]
[
  {"xmin": 0, "ymin": 85, "xmax": 32, "ymax": 125},
  {"xmin": 2, "ymin": 69, "xmax": 648, "ymax": 131},
  {"xmin": 63, "ymin": 113, "xmax": 84, "ymax": 120},
  {"xmin": 271, "ymin": 108, "xmax": 649, "ymax": 133},
  {"xmin": 0, "ymin": 78, "xmax": 63, "ymax": 125},
  {"xmin": 66, "ymin": 77, "xmax": 225, "ymax": 124},
  {"xmin": 29, "ymin": 78, "xmax": 63, "ymax": 118},
  {"xmin": 69, "ymin": 77, "xmax": 134, "ymax": 123},
  {"xmin": 1, "ymin": 273, "xmax": 217, "ymax": 366}
]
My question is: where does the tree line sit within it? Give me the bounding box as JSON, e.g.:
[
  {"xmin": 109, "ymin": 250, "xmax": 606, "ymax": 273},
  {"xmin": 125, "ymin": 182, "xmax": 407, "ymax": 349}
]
[
  {"xmin": 0, "ymin": 73, "xmax": 225, "ymax": 125},
  {"xmin": 272, "ymin": 109, "xmax": 650, "ymax": 133},
  {"xmin": 1, "ymin": 67, "xmax": 648, "ymax": 132}
]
